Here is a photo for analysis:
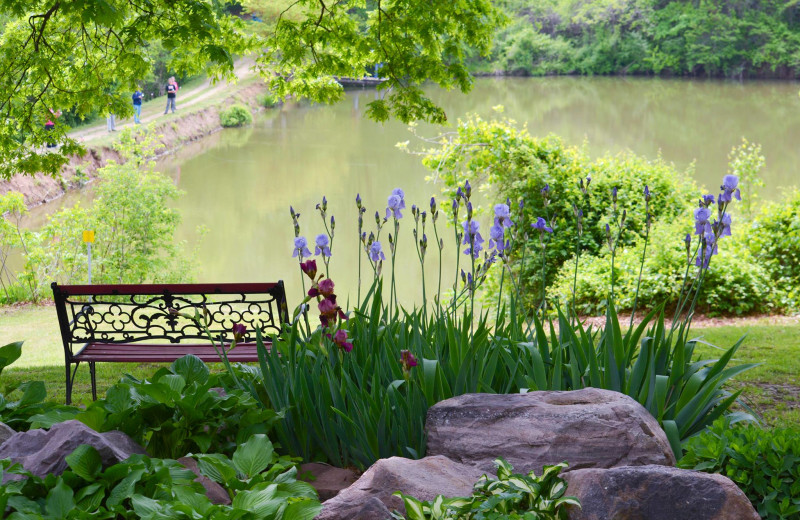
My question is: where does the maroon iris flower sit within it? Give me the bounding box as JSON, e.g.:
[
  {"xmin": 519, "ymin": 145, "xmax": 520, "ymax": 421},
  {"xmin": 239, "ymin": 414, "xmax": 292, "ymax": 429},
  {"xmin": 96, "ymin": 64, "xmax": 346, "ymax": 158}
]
[
  {"xmin": 333, "ymin": 329, "xmax": 354, "ymax": 352},
  {"xmin": 400, "ymin": 350, "xmax": 418, "ymax": 371},
  {"xmin": 232, "ymin": 323, "xmax": 247, "ymax": 342},
  {"xmin": 300, "ymin": 259, "xmax": 318, "ymax": 279},
  {"xmin": 319, "ymin": 278, "xmax": 335, "ymax": 296}
]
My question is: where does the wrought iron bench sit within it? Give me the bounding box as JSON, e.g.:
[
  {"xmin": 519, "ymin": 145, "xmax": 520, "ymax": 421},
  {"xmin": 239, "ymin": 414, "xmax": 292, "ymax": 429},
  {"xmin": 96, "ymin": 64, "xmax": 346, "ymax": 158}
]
[{"xmin": 51, "ymin": 282, "xmax": 289, "ymax": 404}]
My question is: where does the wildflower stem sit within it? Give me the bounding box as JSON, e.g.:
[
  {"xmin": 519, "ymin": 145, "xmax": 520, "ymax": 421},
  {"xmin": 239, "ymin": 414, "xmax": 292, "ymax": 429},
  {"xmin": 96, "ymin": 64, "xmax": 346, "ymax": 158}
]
[{"xmin": 571, "ymin": 234, "xmax": 580, "ymax": 323}]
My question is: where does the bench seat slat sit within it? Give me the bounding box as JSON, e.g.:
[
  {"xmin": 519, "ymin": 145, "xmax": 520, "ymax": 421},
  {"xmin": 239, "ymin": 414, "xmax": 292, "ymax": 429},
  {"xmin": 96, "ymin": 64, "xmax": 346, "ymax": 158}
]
[{"xmin": 74, "ymin": 343, "xmax": 269, "ymax": 363}]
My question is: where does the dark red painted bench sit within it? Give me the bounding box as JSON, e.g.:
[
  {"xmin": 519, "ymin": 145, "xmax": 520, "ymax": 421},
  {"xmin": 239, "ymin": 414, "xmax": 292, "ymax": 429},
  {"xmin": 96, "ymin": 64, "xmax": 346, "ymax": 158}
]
[{"xmin": 51, "ymin": 282, "xmax": 289, "ymax": 404}]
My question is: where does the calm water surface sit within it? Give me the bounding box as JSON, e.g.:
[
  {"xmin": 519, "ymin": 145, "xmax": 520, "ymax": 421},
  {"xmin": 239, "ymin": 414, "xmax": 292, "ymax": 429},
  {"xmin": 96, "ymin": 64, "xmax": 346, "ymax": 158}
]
[{"xmin": 23, "ymin": 77, "xmax": 800, "ymax": 306}]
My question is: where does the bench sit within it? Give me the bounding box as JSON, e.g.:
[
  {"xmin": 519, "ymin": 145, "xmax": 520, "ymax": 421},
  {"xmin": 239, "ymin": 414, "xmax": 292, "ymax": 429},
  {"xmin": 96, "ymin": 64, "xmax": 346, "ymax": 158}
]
[{"xmin": 51, "ymin": 282, "xmax": 289, "ymax": 404}]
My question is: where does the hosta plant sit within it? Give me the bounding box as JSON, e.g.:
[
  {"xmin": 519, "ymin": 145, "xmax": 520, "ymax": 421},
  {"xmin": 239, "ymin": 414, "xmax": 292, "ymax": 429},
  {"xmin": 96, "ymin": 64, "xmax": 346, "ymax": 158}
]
[{"xmin": 391, "ymin": 458, "xmax": 580, "ymax": 519}]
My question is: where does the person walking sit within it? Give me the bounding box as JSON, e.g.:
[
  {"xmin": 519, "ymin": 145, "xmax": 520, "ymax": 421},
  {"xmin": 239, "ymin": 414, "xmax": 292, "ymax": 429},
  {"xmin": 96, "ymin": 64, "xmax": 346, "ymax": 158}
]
[
  {"xmin": 106, "ymin": 112, "xmax": 116, "ymax": 132},
  {"xmin": 164, "ymin": 77, "xmax": 178, "ymax": 114},
  {"xmin": 132, "ymin": 88, "xmax": 143, "ymax": 124}
]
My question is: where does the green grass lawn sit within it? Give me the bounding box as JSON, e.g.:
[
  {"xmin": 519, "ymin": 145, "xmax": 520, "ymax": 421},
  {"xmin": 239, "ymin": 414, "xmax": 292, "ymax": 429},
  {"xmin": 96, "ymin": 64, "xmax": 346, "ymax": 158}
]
[{"xmin": 1, "ymin": 303, "xmax": 798, "ymax": 424}]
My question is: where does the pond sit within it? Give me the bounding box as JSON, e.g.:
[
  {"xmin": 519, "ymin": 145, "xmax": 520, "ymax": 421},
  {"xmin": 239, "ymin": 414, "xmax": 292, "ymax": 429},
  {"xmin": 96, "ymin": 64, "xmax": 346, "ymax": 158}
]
[{"xmin": 21, "ymin": 77, "xmax": 800, "ymax": 307}]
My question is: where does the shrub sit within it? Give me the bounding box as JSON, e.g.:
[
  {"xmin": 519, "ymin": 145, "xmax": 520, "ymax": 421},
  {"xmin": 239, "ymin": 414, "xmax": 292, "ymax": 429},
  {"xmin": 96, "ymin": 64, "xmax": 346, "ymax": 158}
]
[
  {"xmin": 258, "ymin": 92, "xmax": 279, "ymax": 108},
  {"xmin": 748, "ymin": 189, "xmax": 800, "ymax": 310},
  {"xmin": 551, "ymin": 220, "xmax": 776, "ymax": 316},
  {"xmin": 392, "ymin": 458, "xmax": 579, "ymax": 519},
  {"xmin": 679, "ymin": 418, "xmax": 800, "ymax": 520},
  {"xmin": 4, "ymin": 127, "xmax": 197, "ymax": 302},
  {"xmin": 420, "ymin": 116, "xmax": 698, "ymax": 307},
  {"xmin": 220, "ymin": 104, "xmax": 253, "ymax": 127}
]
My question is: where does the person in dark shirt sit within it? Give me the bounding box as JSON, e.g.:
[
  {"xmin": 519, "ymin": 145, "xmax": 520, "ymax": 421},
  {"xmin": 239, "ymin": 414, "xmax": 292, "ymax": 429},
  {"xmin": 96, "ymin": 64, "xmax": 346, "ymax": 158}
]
[
  {"xmin": 132, "ymin": 88, "xmax": 143, "ymax": 123},
  {"xmin": 164, "ymin": 77, "xmax": 178, "ymax": 114}
]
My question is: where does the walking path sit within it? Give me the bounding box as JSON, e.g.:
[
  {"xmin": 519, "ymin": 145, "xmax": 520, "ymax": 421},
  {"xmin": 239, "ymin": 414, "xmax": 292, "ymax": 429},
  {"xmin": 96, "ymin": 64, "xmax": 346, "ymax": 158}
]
[{"xmin": 69, "ymin": 59, "xmax": 257, "ymax": 145}]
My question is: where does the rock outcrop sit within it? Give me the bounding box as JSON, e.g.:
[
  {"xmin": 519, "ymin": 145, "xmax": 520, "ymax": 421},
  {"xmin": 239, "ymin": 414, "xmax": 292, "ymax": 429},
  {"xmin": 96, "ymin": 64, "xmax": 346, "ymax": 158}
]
[
  {"xmin": 426, "ymin": 388, "xmax": 676, "ymax": 474},
  {"xmin": 564, "ymin": 465, "xmax": 760, "ymax": 520},
  {"xmin": 317, "ymin": 456, "xmax": 483, "ymax": 520},
  {"xmin": 0, "ymin": 420, "xmax": 146, "ymax": 479},
  {"xmin": 299, "ymin": 463, "xmax": 359, "ymax": 501}
]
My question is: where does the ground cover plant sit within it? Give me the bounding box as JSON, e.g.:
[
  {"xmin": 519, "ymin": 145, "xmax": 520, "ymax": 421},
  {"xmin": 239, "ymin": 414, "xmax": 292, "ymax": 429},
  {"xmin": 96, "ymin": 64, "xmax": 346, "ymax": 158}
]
[
  {"xmin": 0, "ymin": 434, "xmax": 321, "ymax": 519},
  {"xmin": 392, "ymin": 458, "xmax": 579, "ymax": 519},
  {"xmin": 212, "ymin": 169, "xmax": 756, "ymax": 470},
  {"xmin": 220, "ymin": 104, "xmax": 253, "ymax": 128},
  {"xmin": 679, "ymin": 418, "xmax": 800, "ymax": 519}
]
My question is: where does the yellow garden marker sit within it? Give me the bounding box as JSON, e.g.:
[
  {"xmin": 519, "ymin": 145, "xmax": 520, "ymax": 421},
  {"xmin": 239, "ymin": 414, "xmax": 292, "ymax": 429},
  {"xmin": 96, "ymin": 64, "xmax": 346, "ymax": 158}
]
[{"xmin": 83, "ymin": 230, "xmax": 95, "ymax": 283}]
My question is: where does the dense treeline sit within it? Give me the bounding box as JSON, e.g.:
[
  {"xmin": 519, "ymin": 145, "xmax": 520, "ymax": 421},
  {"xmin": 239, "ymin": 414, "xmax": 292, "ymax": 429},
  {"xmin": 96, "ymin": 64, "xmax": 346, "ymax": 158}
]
[{"xmin": 479, "ymin": 0, "xmax": 800, "ymax": 78}]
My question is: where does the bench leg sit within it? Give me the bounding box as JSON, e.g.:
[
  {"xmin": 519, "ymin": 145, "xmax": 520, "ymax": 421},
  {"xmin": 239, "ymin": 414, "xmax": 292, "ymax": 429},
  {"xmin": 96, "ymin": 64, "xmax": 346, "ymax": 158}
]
[
  {"xmin": 89, "ymin": 362, "xmax": 97, "ymax": 401},
  {"xmin": 65, "ymin": 362, "xmax": 81, "ymax": 405},
  {"xmin": 65, "ymin": 363, "xmax": 72, "ymax": 405}
]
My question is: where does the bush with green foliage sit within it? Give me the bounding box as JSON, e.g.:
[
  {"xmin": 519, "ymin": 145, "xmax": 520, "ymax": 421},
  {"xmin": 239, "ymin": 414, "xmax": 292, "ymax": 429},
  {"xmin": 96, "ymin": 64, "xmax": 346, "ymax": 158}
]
[
  {"xmin": 420, "ymin": 115, "xmax": 697, "ymax": 308},
  {"xmin": 551, "ymin": 220, "xmax": 776, "ymax": 316},
  {"xmin": 258, "ymin": 92, "xmax": 279, "ymax": 108},
  {"xmin": 220, "ymin": 104, "xmax": 254, "ymax": 127},
  {"xmin": 748, "ymin": 189, "xmax": 800, "ymax": 310},
  {"xmin": 485, "ymin": 0, "xmax": 800, "ymax": 78},
  {"xmin": 0, "ymin": 434, "xmax": 321, "ymax": 519},
  {"xmin": 679, "ymin": 418, "xmax": 800, "ymax": 520},
  {"xmin": 1, "ymin": 127, "xmax": 198, "ymax": 303},
  {"xmin": 392, "ymin": 458, "xmax": 579, "ymax": 519}
]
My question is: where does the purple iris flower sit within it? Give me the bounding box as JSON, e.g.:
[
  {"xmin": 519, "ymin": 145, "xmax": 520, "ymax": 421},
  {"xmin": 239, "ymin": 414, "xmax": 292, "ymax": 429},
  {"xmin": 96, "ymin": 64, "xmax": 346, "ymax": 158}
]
[
  {"xmin": 461, "ymin": 219, "xmax": 484, "ymax": 258},
  {"xmin": 701, "ymin": 194, "xmax": 715, "ymax": 207},
  {"xmin": 493, "ymin": 204, "xmax": 513, "ymax": 228},
  {"xmin": 719, "ymin": 213, "xmax": 732, "ymax": 237},
  {"xmin": 489, "ymin": 224, "xmax": 506, "ymax": 252},
  {"xmin": 720, "ymin": 175, "xmax": 741, "ymax": 203},
  {"xmin": 385, "ymin": 190, "xmax": 405, "ymax": 220},
  {"xmin": 292, "ymin": 236, "xmax": 312, "ymax": 258},
  {"xmin": 694, "ymin": 207, "xmax": 712, "ymax": 235},
  {"xmin": 315, "ymin": 234, "xmax": 332, "ymax": 257},
  {"xmin": 644, "ymin": 185, "xmax": 651, "ymax": 202},
  {"xmin": 541, "ymin": 184, "xmax": 550, "ymax": 198},
  {"xmin": 531, "ymin": 217, "xmax": 553, "ymax": 234},
  {"xmin": 368, "ymin": 241, "xmax": 386, "ymax": 262},
  {"xmin": 696, "ymin": 231, "xmax": 719, "ymax": 269}
]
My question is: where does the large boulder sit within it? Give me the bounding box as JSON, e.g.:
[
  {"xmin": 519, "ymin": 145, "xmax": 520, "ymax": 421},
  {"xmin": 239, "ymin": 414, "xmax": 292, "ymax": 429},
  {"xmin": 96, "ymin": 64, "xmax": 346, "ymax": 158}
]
[
  {"xmin": 316, "ymin": 456, "xmax": 483, "ymax": 520},
  {"xmin": 563, "ymin": 465, "xmax": 760, "ymax": 520},
  {"xmin": 0, "ymin": 420, "xmax": 146, "ymax": 479},
  {"xmin": 426, "ymin": 388, "xmax": 676, "ymax": 475}
]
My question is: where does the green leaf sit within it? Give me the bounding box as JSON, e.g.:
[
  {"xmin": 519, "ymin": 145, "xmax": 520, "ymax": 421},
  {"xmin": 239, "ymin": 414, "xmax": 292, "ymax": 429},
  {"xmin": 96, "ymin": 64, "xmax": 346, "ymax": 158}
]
[
  {"xmin": 65, "ymin": 445, "xmax": 102, "ymax": 481},
  {"xmin": 0, "ymin": 342, "xmax": 23, "ymax": 375},
  {"xmin": 171, "ymin": 355, "xmax": 210, "ymax": 385},
  {"xmin": 232, "ymin": 434, "xmax": 275, "ymax": 479},
  {"xmin": 281, "ymin": 499, "xmax": 323, "ymax": 520},
  {"xmin": 45, "ymin": 479, "xmax": 75, "ymax": 519}
]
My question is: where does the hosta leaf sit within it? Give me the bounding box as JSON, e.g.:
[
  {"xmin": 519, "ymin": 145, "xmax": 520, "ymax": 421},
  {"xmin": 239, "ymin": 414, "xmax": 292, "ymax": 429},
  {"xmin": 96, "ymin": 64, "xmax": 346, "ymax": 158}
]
[{"xmin": 232, "ymin": 434, "xmax": 275, "ymax": 478}]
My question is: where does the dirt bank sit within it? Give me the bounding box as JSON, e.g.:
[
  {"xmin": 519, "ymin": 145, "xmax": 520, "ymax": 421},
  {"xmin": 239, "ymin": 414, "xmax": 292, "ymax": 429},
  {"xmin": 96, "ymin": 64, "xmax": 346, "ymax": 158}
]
[{"xmin": 0, "ymin": 83, "xmax": 268, "ymax": 208}]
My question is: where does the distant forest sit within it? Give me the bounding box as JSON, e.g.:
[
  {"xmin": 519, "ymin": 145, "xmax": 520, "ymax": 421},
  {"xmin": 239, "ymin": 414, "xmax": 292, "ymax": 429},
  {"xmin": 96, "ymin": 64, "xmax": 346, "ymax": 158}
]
[{"xmin": 476, "ymin": 0, "xmax": 800, "ymax": 78}]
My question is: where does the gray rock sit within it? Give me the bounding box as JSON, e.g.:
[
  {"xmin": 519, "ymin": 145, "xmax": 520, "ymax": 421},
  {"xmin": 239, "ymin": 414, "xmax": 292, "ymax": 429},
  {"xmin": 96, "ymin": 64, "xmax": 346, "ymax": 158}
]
[
  {"xmin": 298, "ymin": 462, "xmax": 359, "ymax": 501},
  {"xmin": 426, "ymin": 388, "xmax": 676, "ymax": 475},
  {"xmin": 177, "ymin": 456, "xmax": 231, "ymax": 505},
  {"xmin": 0, "ymin": 420, "xmax": 146, "ymax": 479},
  {"xmin": 563, "ymin": 465, "xmax": 760, "ymax": 520},
  {"xmin": 317, "ymin": 456, "xmax": 483, "ymax": 520},
  {"xmin": 0, "ymin": 422, "xmax": 15, "ymax": 446}
]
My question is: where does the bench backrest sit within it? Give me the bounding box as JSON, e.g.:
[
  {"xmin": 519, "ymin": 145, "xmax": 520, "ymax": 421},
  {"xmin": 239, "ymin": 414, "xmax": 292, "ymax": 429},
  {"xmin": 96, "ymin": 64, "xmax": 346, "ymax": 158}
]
[{"xmin": 51, "ymin": 282, "xmax": 289, "ymax": 346}]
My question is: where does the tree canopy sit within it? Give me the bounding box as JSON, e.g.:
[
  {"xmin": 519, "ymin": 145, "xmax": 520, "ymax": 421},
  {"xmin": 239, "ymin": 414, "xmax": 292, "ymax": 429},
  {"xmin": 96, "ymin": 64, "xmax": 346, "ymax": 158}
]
[{"xmin": 0, "ymin": 0, "xmax": 504, "ymax": 180}]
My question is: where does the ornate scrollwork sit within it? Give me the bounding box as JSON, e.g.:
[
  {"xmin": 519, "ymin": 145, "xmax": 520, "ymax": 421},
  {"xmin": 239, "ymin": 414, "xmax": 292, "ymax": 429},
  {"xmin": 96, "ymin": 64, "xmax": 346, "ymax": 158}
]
[{"xmin": 66, "ymin": 291, "xmax": 282, "ymax": 344}]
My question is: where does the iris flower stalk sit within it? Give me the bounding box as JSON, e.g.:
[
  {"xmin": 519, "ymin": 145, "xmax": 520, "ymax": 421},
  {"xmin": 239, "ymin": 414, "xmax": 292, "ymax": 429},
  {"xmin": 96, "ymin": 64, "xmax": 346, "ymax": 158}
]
[{"xmin": 629, "ymin": 186, "xmax": 652, "ymax": 329}]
